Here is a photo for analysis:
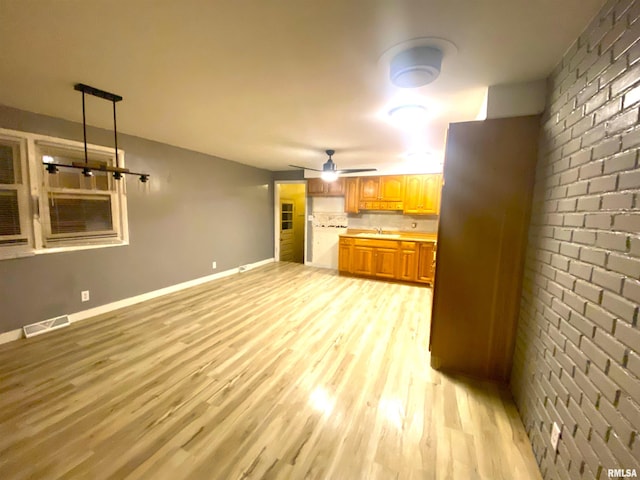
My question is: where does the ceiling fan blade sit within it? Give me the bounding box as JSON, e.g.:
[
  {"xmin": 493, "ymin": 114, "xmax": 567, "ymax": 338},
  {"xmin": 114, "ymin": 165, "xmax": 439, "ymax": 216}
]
[
  {"xmin": 288, "ymin": 164, "xmax": 322, "ymax": 172},
  {"xmin": 336, "ymin": 168, "xmax": 378, "ymax": 174}
]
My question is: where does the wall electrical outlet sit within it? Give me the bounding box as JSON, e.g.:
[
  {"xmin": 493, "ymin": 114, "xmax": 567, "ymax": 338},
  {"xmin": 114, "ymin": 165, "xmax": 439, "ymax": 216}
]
[
  {"xmin": 212, "ymin": 261, "xmax": 217, "ymax": 269},
  {"xmin": 550, "ymin": 422, "xmax": 561, "ymax": 451},
  {"xmin": 81, "ymin": 290, "xmax": 90, "ymax": 302}
]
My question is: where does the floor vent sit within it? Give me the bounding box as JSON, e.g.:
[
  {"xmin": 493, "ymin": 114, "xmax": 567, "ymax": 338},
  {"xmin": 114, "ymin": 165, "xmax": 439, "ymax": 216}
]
[{"xmin": 23, "ymin": 315, "xmax": 70, "ymax": 338}]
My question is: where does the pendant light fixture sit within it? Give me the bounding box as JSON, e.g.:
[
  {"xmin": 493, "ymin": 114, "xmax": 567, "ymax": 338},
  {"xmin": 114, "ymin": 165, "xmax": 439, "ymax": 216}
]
[{"xmin": 43, "ymin": 83, "xmax": 150, "ymax": 183}]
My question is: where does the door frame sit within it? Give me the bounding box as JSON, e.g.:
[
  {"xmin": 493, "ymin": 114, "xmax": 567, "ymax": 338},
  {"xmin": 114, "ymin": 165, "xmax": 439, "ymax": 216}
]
[{"xmin": 274, "ymin": 180, "xmax": 307, "ymax": 264}]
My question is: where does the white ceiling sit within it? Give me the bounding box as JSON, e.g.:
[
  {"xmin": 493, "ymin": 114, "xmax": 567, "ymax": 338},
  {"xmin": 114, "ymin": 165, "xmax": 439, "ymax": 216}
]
[{"xmin": 0, "ymin": 0, "xmax": 604, "ymax": 172}]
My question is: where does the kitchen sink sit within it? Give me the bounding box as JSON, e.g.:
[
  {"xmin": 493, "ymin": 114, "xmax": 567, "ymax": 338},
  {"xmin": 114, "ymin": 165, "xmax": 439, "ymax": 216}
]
[{"xmin": 355, "ymin": 233, "xmax": 401, "ymax": 238}]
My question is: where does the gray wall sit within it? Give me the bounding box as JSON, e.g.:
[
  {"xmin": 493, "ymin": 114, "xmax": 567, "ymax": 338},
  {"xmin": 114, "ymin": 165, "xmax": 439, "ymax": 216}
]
[
  {"xmin": 511, "ymin": 1, "xmax": 640, "ymax": 479},
  {"xmin": 0, "ymin": 105, "xmax": 274, "ymax": 333}
]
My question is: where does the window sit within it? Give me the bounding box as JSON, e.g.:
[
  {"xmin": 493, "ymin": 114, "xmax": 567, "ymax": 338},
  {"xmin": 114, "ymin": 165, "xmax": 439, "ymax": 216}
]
[
  {"xmin": 37, "ymin": 142, "xmax": 125, "ymax": 247},
  {"xmin": 0, "ymin": 134, "xmax": 31, "ymax": 256},
  {"xmin": 281, "ymin": 202, "xmax": 293, "ymax": 230},
  {"xmin": 0, "ymin": 128, "xmax": 129, "ymax": 259}
]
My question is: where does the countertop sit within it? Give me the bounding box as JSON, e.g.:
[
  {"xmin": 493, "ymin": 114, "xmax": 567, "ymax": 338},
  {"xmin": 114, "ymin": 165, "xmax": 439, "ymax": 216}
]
[{"xmin": 340, "ymin": 230, "xmax": 437, "ymax": 243}]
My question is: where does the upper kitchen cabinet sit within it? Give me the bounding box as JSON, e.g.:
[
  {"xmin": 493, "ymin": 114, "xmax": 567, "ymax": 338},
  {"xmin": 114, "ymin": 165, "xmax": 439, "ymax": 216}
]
[
  {"xmin": 358, "ymin": 175, "xmax": 405, "ymax": 210},
  {"xmin": 307, "ymin": 177, "xmax": 345, "ymax": 196},
  {"xmin": 403, "ymin": 174, "xmax": 443, "ymax": 215},
  {"xmin": 344, "ymin": 177, "xmax": 360, "ymax": 213},
  {"xmin": 359, "ymin": 175, "xmax": 405, "ymax": 201},
  {"xmin": 378, "ymin": 176, "xmax": 405, "ymax": 201},
  {"xmin": 430, "ymin": 115, "xmax": 540, "ymax": 383},
  {"xmin": 359, "ymin": 177, "xmax": 379, "ymax": 201}
]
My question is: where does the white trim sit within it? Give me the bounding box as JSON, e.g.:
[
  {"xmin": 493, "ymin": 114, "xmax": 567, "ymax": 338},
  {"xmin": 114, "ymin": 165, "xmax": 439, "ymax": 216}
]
[
  {"xmin": 305, "ymin": 262, "xmax": 336, "ymax": 270},
  {"xmin": 0, "ymin": 257, "xmax": 275, "ymax": 345},
  {"xmin": 0, "ymin": 329, "xmax": 23, "ymax": 344},
  {"xmin": 0, "ymin": 127, "xmax": 129, "ymax": 258},
  {"xmin": 33, "ymin": 241, "xmax": 128, "ymax": 256},
  {"xmin": 274, "ymin": 180, "xmax": 307, "ymax": 263}
]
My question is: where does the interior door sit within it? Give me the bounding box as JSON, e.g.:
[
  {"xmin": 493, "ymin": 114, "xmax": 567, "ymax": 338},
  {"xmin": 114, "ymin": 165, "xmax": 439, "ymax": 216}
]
[{"xmin": 279, "ymin": 200, "xmax": 294, "ymax": 262}]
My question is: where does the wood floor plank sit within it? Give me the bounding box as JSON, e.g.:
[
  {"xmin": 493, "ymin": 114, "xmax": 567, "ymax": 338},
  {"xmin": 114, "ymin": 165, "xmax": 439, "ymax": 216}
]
[{"xmin": 0, "ymin": 262, "xmax": 542, "ymax": 479}]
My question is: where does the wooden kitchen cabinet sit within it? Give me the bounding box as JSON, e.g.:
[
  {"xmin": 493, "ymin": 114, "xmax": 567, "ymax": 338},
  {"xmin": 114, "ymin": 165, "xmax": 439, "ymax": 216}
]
[
  {"xmin": 358, "ymin": 177, "xmax": 379, "ymax": 201},
  {"xmin": 379, "ymin": 176, "xmax": 405, "ymax": 201},
  {"xmin": 416, "ymin": 242, "xmax": 436, "ymax": 284},
  {"xmin": 351, "ymin": 245, "xmax": 375, "ymax": 276},
  {"xmin": 403, "ymin": 174, "xmax": 442, "ymax": 215},
  {"xmin": 357, "ymin": 175, "xmax": 405, "ymax": 210},
  {"xmin": 397, "ymin": 242, "xmax": 418, "ymax": 282},
  {"xmin": 307, "ymin": 177, "xmax": 345, "ymax": 196},
  {"xmin": 359, "ymin": 175, "xmax": 405, "ymax": 201},
  {"xmin": 374, "ymin": 247, "xmax": 397, "ymax": 279},
  {"xmin": 339, "ymin": 235, "xmax": 435, "ymax": 285},
  {"xmin": 350, "ymin": 238, "xmax": 398, "ymax": 278},
  {"xmin": 430, "ymin": 115, "xmax": 540, "ymax": 382},
  {"xmin": 344, "ymin": 177, "xmax": 360, "ymax": 213},
  {"xmin": 338, "ymin": 237, "xmax": 353, "ymax": 272}
]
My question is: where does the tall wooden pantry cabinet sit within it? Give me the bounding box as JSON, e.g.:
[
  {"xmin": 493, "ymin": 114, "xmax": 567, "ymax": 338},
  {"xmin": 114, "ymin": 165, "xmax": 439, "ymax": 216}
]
[{"xmin": 429, "ymin": 115, "xmax": 540, "ymax": 382}]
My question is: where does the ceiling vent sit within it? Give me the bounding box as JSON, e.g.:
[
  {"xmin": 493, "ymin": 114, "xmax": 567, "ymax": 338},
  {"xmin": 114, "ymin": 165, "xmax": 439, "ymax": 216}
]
[{"xmin": 390, "ymin": 46, "xmax": 443, "ymax": 88}]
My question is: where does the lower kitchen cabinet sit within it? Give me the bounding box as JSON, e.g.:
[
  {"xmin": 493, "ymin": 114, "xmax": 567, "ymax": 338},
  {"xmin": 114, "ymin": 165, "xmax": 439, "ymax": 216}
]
[
  {"xmin": 397, "ymin": 242, "xmax": 417, "ymax": 282},
  {"xmin": 417, "ymin": 243, "xmax": 436, "ymax": 284},
  {"xmin": 338, "ymin": 237, "xmax": 353, "ymax": 271},
  {"xmin": 374, "ymin": 247, "xmax": 397, "ymax": 279},
  {"xmin": 339, "ymin": 235, "xmax": 435, "ymax": 285},
  {"xmin": 351, "ymin": 245, "xmax": 375, "ymax": 276},
  {"xmin": 351, "ymin": 243, "xmax": 397, "ymax": 278}
]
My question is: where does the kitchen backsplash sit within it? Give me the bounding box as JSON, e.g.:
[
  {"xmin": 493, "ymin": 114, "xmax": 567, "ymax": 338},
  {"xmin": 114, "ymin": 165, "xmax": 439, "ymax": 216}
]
[{"xmin": 347, "ymin": 212, "xmax": 438, "ymax": 233}]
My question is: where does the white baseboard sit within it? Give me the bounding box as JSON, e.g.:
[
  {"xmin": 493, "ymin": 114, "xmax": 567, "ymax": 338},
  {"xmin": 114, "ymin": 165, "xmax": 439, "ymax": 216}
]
[
  {"xmin": 0, "ymin": 258, "xmax": 274, "ymax": 345},
  {"xmin": 305, "ymin": 261, "xmax": 337, "ymax": 270},
  {"xmin": 0, "ymin": 329, "xmax": 23, "ymax": 345}
]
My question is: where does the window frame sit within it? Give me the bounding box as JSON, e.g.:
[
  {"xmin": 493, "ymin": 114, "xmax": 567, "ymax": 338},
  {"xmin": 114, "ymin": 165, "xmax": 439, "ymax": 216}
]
[
  {"xmin": 0, "ymin": 127, "xmax": 130, "ymax": 260},
  {"xmin": 0, "ymin": 133, "xmax": 33, "ymax": 258}
]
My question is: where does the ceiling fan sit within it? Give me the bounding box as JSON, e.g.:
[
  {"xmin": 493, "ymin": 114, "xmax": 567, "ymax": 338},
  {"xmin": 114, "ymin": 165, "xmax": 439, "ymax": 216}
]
[{"xmin": 289, "ymin": 149, "xmax": 377, "ymax": 182}]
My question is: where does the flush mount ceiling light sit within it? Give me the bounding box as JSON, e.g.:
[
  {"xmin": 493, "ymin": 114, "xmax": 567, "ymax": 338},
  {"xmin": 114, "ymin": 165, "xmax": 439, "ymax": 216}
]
[
  {"xmin": 390, "ymin": 46, "xmax": 443, "ymax": 88},
  {"xmin": 43, "ymin": 83, "xmax": 150, "ymax": 183},
  {"xmin": 379, "ymin": 37, "xmax": 457, "ymax": 89},
  {"xmin": 388, "ymin": 104, "xmax": 429, "ymax": 128}
]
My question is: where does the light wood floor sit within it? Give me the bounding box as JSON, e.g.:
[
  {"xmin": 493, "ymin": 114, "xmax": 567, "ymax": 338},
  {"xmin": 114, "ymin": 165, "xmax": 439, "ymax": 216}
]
[{"xmin": 0, "ymin": 262, "xmax": 541, "ymax": 480}]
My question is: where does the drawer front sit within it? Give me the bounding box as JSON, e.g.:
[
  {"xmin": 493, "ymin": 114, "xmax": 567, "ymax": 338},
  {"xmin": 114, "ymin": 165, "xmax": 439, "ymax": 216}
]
[{"xmin": 353, "ymin": 238, "xmax": 399, "ymax": 249}]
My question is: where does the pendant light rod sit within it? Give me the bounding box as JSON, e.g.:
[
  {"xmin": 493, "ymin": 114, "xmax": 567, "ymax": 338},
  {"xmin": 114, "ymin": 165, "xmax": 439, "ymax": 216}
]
[
  {"xmin": 113, "ymin": 100, "xmax": 119, "ymax": 168},
  {"xmin": 81, "ymin": 91, "xmax": 88, "ymax": 166},
  {"xmin": 74, "ymin": 83, "xmax": 122, "ymax": 102}
]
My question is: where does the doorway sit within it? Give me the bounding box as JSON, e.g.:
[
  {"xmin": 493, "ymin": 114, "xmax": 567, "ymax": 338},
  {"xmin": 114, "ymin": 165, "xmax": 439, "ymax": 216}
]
[{"xmin": 275, "ymin": 182, "xmax": 306, "ymax": 263}]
